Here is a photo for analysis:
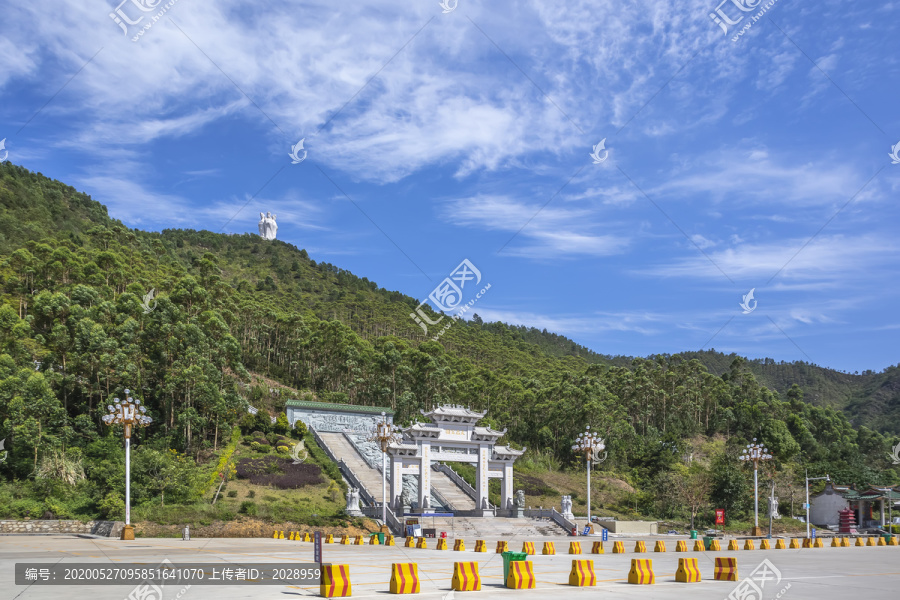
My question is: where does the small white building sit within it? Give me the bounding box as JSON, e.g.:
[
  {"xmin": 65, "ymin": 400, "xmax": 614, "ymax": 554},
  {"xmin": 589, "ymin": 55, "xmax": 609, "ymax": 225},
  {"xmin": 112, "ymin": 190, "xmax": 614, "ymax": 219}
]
[{"xmin": 810, "ymin": 483, "xmax": 900, "ymax": 530}]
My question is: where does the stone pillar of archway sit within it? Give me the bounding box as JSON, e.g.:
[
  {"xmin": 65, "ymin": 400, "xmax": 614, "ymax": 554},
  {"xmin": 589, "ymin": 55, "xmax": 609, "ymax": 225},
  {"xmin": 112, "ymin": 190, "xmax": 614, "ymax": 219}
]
[
  {"xmin": 418, "ymin": 441, "xmax": 432, "ymax": 510},
  {"xmin": 476, "ymin": 444, "xmax": 490, "ymax": 511},
  {"xmin": 389, "ymin": 454, "xmax": 403, "ymax": 511},
  {"xmin": 501, "ymin": 462, "xmax": 514, "ymax": 510}
]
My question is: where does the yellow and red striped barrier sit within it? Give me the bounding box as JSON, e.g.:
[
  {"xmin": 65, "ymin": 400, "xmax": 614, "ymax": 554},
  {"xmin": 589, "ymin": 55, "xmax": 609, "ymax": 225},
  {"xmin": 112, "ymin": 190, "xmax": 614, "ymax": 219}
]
[
  {"xmin": 454, "ymin": 539, "xmax": 465, "ymax": 551},
  {"xmin": 340, "ymin": 535, "xmax": 350, "ymax": 545},
  {"xmin": 416, "ymin": 537, "xmax": 427, "ymax": 549},
  {"xmin": 775, "ymin": 539, "xmax": 786, "ymax": 549},
  {"xmin": 878, "ymin": 537, "xmax": 887, "ymax": 547},
  {"xmin": 627, "ymin": 559, "xmax": 655, "ymax": 584},
  {"xmin": 325, "ymin": 534, "xmax": 334, "ymax": 544},
  {"xmin": 354, "ymin": 535, "xmax": 364, "ymax": 545},
  {"xmin": 675, "ymin": 540, "xmax": 688, "ymax": 552},
  {"xmin": 790, "ymin": 538, "xmax": 801, "ymax": 549},
  {"xmin": 591, "ymin": 541, "xmax": 604, "ymax": 554},
  {"xmin": 568, "ymin": 559, "xmax": 597, "ymax": 587},
  {"xmin": 654, "ymin": 540, "xmax": 666, "ymax": 552},
  {"xmin": 389, "ymin": 563, "xmax": 420, "ymax": 594},
  {"xmin": 714, "ymin": 557, "xmax": 738, "ymax": 582},
  {"xmin": 675, "ymin": 557, "xmax": 701, "ymax": 583},
  {"xmin": 708, "ymin": 539, "xmax": 721, "ymax": 551},
  {"xmin": 451, "ymin": 562, "xmax": 481, "ymax": 592},
  {"xmin": 522, "ymin": 541, "xmax": 535, "ymax": 555},
  {"xmin": 436, "ymin": 538, "xmax": 448, "ymax": 550},
  {"xmin": 760, "ymin": 539, "xmax": 771, "ymax": 550},
  {"xmin": 496, "ymin": 541, "xmax": 509, "ymax": 553},
  {"xmin": 612, "ymin": 541, "xmax": 625, "ymax": 554},
  {"xmin": 278, "ymin": 531, "xmax": 285, "ymax": 539},
  {"xmin": 506, "ymin": 560, "xmax": 536, "ymax": 589},
  {"xmin": 867, "ymin": 537, "xmax": 877, "ymax": 547},
  {"xmin": 889, "ymin": 536, "xmax": 898, "ymax": 546},
  {"xmin": 728, "ymin": 539, "xmax": 740, "ymax": 551},
  {"xmin": 855, "ymin": 537, "xmax": 865, "ymax": 547},
  {"xmin": 743, "ymin": 540, "xmax": 755, "ymax": 550},
  {"xmin": 272, "ymin": 531, "xmax": 279, "ymax": 539},
  {"xmin": 634, "ymin": 540, "xmax": 647, "ymax": 553},
  {"xmin": 288, "ymin": 531, "xmax": 295, "ymax": 541},
  {"xmin": 385, "ymin": 535, "xmax": 395, "ymax": 546},
  {"xmin": 693, "ymin": 540, "xmax": 705, "ymax": 552},
  {"xmin": 320, "ymin": 564, "xmax": 351, "ymax": 598},
  {"xmin": 475, "ymin": 540, "xmax": 487, "ymax": 553},
  {"xmin": 303, "ymin": 532, "xmax": 311, "ymax": 542},
  {"xmin": 841, "ymin": 537, "xmax": 850, "ymax": 547},
  {"xmin": 369, "ymin": 534, "xmax": 380, "ymax": 545},
  {"xmin": 569, "ymin": 541, "xmax": 582, "ymax": 555},
  {"xmin": 404, "ymin": 536, "xmax": 415, "ymax": 548},
  {"xmin": 831, "ymin": 538, "xmax": 841, "ymax": 548},
  {"xmin": 542, "ymin": 541, "xmax": 556, "ymax": 555}
]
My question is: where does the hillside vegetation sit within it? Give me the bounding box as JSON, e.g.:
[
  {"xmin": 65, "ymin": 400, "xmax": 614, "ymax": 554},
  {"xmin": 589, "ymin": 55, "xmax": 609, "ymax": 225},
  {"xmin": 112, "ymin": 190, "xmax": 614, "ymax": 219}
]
[{"xmin": 0, "ymin": 162, "xmax": 897, "ymax": 531}]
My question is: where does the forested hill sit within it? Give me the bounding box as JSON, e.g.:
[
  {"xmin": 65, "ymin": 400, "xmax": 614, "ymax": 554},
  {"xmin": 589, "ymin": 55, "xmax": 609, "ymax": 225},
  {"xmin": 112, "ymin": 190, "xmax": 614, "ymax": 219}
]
[{"xmin": 0, "ymin": 162, "xmax": 898, "ymax": 506}]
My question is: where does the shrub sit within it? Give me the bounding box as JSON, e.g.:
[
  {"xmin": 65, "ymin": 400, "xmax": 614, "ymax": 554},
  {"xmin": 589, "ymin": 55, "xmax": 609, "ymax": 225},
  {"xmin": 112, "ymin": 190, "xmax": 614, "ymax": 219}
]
[
  {"xmin": 247, "ymin": 490, "xmax": 256, "ymax": 498},
  {"xmin": 276, "ymin": 445, "xmax": 290, "ymax": 455},
  {"xmin": 239, "ymin": 501, "xmax": 257, "ymax": 516},
  {"xmin": 227, "ymin": 490, "xmax": 238, "ymax": 498},
  {"xmin": 235, "ymin": 456, "xmax": 324, "ymax": 489}
]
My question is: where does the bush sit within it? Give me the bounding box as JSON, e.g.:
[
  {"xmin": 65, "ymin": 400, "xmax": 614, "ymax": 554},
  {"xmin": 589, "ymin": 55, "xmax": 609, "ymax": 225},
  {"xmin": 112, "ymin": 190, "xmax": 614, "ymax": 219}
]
[
  {"xmin": 247, "ymin": 490, "xmax": 256, "ymax": 498},
  {"xmin": 235, "ymin": 455, "xmax": 324, "ymax": 489},
  {"xmin": 227, "ymin": 490, "xmax": 238, "ymax": 498},
  {"xmin": 239, "ymin": 501, "xmax": 257, "ymax": 516},
  {"xmin": 276, "ymin": 445, "xmax": 290, "ymax": 454}
]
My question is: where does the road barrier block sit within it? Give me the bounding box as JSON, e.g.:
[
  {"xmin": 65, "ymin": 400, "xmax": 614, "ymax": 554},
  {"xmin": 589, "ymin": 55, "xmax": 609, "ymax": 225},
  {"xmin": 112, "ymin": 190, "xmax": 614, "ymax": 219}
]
[
  {"xmin": 743, "ymin": 540, "xmax": 755, "ymax": 550},
  {"xmin": 303, "ymin": 533, "xmax": 311, "ymax": 542},
  {"xmin": 634, "ymin": 541, "xmax": 647, "ymax": 553},
  {"xmin": 728, "ymin": 540, "xmax": 740, "ymax": 551},
  {"xmin": 802, "ymin": 538, "xmax": 812, "ymax": 548},
  {"xmin": 389, "ymin": 563, "xmax": 420, "ymax": 594},
  {"xmin": 436, "ymin": 538, "xmax": 448, "ymax": 550},
  {"xmin": 289, "ymin": 531, "xmax": 295, "ymax": 541},
  {"xmin": 506, "ymin": 560, "xmax": 536, "ymax": 589},
  {"xmin": 693, "ymin": 540, "xmax": 705, "ymax": 552},
  {"xmin": 889, "ymin": 536, "xmax": 898, "ymax": 546},
  {"xmin": 675, "ymin": 557, "xmax": 702, "ymax": 583},
  {"xmin": 278, "ymin": 531, "xmax": 285, "ymax": 539},
  {"xmin": 416, "ymin": 537, "xmax": 428, "ymax": 549},
  {"xmin": 496, "ymin": 541, "xmax": 508, "ymax": 553},
  {"xmin": 714, "ymin": 557, "xmax": 738, "ymax": 582},
  {"xmin": 404, "ymin": 536, "xmax": 415, "ymax": 548},
  {"xmin": 612, "ymin": 541, "xmax": 626, "ymax": 554},
  {"xmin": 591, "ymin": 541, "xmax": 604, "ymax": 554},
  {"xmin": 708, "ymin": 540, "xmax": 721, "ymax": 551},
  {"xmin": 569, "ymin": 541, "xmax": 582, "ymax": 555},
  {"xmin": 542, "ymin": 541, "xmax": 556, "ymax": 555},
  {"xmin": 454, "ymin": 539, "xmax": 465, "ymax": 551},
  {"xmin": 831, "ymin": 538, "xmax": 841, "ymax": 547},
  {"xmin": 340, "ymin": 535, "xmax": 350, "ymax": 545},
  {"xmin": 790, "ymin": 539, "xmax": 801, "ymax": 549},
  {"xmin": 867, "ymin": 537, "xmax": 877, "ymax": 547},
  {"xmin": 320, "ymin": 564, "xmax": 351, "ymax": 598},
  {"xmin": 654, "ymin": 541, "xmax": 666, "ymax": 552},
  {"xmin": 775, "ymin": 539, "xmax": 786, "ymax": 549},
  {"xmin": 385, "ymin": 535, "xmax": 395, "ymax": 546},
  {"xmin": 354, "ymin": 535, "xmax": 364, "ymax": 545},
  {"xmin": 369, "ymin": 534, "xmax": 380, "ymax": 545},
  {"xmin": 627, "ymin": 559, "xmax": 655, "ymax": 584},
  {"xmin": 475, "ymin": 540, "xmax": 487, "ymax": 553},
  {"xmin": 522, "ymin": 542, "xmax": 535, "ymax": 555},
  {"xmin": 878, "ymin": 537, "xmax": 887, "ymax": 546},
  {"xmin": 675, "ymin": 540, "xmax": 688, "ymax": 552},
  {"xmin": 760, "ymin": 539, "xmax": 771, "ymax": 550},
  {"xmin": 452, "ymin": 562, "xmax": 481, "ymax": 591},
  {"xmin": 568, "ymin": 559, "xmax": 597, "ymax": 587},
  {"xmin": 841, "ymin": 537, "xmax": 850, "ymax": 547},
  {"xmin": 813, "ymin": 538, "xmax": 824, "ymax": 548},
  {"xmin": 325, "ymin": 534, "xmax": 334, "ymax": 544},
  {"xmin": 855, "ymin": 537, "xmax": 865, "ymax": 547}
]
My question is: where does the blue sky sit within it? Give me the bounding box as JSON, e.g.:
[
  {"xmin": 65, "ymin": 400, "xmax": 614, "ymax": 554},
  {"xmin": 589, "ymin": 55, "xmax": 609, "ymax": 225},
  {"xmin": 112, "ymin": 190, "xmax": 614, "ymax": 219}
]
[{"xmin": 2, "ymin": 0, "xmax": 899, "ymax": 373}]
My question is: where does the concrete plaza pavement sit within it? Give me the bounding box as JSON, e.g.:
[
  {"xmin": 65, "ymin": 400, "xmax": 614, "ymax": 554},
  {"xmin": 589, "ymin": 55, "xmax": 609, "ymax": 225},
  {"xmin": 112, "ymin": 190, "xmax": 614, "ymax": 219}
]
[{"xmin": 3, "ymin": 533, "xmax": 899, "ymax": 599}]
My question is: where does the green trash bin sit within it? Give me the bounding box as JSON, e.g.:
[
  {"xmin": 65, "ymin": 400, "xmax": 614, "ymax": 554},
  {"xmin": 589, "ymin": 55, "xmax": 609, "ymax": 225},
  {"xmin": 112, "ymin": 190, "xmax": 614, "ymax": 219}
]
[
  {"xmin": 501, "ymin": 552, "xmax": 529, "ymax": 585},
  {"xmin": 703, "ymin": 536, "xmax": 716, "ymax": 549},
  {"xmin": 690, "ymin": 530, "xmax": 698, "ymax": 540},
  {"xmin": 376, "ymin": 532, "xmax": 385, "ymax": 545}
]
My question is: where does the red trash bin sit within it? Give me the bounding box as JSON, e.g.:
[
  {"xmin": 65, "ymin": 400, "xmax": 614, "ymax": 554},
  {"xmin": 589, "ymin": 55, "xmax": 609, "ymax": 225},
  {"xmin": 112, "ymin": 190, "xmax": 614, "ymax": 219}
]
[{"xmin": 441, "ymin": 531, "xmax": 447, "ymax": 538}]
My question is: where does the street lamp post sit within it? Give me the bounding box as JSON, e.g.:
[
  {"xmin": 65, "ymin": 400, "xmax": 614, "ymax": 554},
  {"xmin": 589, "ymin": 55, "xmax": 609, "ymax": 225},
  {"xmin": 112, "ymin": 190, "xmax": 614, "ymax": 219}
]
[
  {"xmin": 368, "ymin": 412, "xmax": 402, "ymax": 527},
  {"xmin": 804, "ymin": 471, "xmax": 829, "ymax": 539},
  {"xmin": 102, "ymin": 389, "xmax": 152, "ymax": 540},
  {"xmin": 571, "ymin": 426, "xmax": 605, "ymax": 529},
  {"xmin": 739, "ymin": 438, "xmax": 772, "ymax": 536}
]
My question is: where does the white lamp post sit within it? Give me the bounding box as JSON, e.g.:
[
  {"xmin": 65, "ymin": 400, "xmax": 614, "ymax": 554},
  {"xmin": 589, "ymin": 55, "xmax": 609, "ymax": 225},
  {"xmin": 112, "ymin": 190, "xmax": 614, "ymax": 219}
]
[
  {"xmin": 805, "ymin": 471, "xmax": 829, "ymax": 539},
  {"xmin": 367, "ymin": 412, "xmax": 402, "ymax": 526},
  {"xmin": 102, "ymin": 388, "xmax": 152, "ymax": 540},
  {"xmin": 571, "ymin": 426, "xmax": 606, "ymax": 528},
  {"xmin": 739, "ymin": 438, "xmax": 772, "ymax": 536}
]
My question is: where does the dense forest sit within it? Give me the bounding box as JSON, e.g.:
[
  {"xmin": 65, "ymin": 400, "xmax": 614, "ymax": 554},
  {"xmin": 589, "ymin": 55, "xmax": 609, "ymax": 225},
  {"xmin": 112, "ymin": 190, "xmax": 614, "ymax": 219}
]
[{"xmin": 0, "ymin": 162, "xmax": 897, "ymax": 526}]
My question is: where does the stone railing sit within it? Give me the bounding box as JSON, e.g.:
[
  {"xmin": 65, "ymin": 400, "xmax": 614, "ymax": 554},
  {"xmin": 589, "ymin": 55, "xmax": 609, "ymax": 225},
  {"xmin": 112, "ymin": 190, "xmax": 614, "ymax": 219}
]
[
  {"xmin": 431, "ymin": 463, "xmax": 494, "ymax": 509},
  {"xmin": 343, "ymin": 432, "xmax": 382, "ymax": 471},
  {"xmin": 0, "ymin": 520, "xmax": 123, "ymax": 537},
  {"xmin": 523, "ymin": 508, "xmax": 577, "ymax": 532},
  {"xmin": 361, "ymin": 505, "xmax": 404, "ymax": 536}
]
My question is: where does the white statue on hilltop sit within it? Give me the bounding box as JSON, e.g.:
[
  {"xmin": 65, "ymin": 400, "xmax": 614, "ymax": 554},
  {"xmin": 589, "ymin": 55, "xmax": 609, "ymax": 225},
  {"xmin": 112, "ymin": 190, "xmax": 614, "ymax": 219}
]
[
  {"xmin": 344, "ymin": 487, "xmax": 363, "ymax": 516},
  {"xmin": 258, "ymin": 212, "xmax": 277, "ymax": 240}
]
